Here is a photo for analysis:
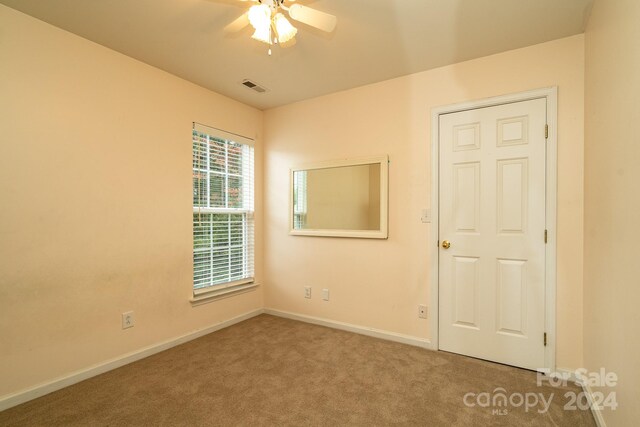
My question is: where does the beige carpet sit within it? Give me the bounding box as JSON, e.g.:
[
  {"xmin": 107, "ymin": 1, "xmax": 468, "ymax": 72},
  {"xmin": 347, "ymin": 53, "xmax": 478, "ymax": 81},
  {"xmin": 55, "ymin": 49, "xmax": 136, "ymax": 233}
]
[{"xmin": 0, "ymin": 314, "xmax": 595, "ymax": 426}]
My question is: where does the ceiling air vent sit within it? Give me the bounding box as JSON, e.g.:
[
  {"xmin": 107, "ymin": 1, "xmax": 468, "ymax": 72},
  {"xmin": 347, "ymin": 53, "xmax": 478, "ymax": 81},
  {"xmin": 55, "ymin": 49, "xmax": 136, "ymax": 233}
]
[{"xmin": 241, "ymin": 79, "xmax": 268, "ymax": 93}]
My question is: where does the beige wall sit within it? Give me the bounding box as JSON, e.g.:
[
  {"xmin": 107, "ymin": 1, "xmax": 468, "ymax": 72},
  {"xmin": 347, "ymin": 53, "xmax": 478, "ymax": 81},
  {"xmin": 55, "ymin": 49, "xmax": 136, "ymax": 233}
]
[
  {"xmin": 0, "ymin": 5, "xmax": 263, "ymax": 397},
  {"xmin": 264, "ymin": 35, "xmax": 585, "ymax": 370},
  {"xmin": 584, "ymin": 0, "xmax": 640, "ymax": 424}
]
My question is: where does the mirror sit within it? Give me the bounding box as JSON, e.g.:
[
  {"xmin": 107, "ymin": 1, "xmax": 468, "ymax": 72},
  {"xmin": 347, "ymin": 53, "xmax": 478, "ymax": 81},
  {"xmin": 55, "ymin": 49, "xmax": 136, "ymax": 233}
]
[{"xmin": 290, "ymin": 156, "xmax": 388, "ymax": 238}]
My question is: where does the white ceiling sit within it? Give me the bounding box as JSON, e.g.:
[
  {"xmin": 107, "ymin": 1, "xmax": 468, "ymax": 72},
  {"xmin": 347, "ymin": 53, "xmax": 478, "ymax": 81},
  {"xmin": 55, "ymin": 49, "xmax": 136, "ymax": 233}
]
[{"xmin": 1, "ymin": 0, "xmax": 593, "ymax": 110}]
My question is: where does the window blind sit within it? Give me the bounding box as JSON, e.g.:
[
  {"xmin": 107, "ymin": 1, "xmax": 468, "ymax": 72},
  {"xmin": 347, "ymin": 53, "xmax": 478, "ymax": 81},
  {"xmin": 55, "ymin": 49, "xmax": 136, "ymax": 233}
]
[
  {"xmin": 192, "ymin": 123, "xmax": 254, "ymax": 296},
  {"xmin": 293, "ymin": 170, "xmax": 307, "ymax": 229}
]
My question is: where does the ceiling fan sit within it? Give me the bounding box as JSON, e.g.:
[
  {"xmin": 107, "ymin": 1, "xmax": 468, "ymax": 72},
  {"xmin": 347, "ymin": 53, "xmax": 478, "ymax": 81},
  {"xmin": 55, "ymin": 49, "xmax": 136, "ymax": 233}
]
[{"xmin": 225, "ymin": 0, "xmax": 337, "ymax": 54}]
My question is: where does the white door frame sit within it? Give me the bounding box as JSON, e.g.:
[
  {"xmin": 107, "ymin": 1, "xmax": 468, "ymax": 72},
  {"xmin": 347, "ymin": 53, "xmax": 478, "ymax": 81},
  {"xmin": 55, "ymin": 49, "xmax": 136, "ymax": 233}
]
[{"xmin": 429, "ymin": 87, "xmax": 558, "ymax": 372}]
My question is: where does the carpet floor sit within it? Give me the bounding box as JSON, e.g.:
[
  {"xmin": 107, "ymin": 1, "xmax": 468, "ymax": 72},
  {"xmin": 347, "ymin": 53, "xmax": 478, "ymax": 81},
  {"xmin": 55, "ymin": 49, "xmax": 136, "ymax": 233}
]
[{"xmin": 0, "ymin": 314, "xmax": 595, "ymax": 426}]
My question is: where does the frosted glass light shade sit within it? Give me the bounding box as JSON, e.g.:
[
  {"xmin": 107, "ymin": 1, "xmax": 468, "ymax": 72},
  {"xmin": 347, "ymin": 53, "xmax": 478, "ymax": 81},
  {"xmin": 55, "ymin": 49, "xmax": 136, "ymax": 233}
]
[
  {"xmin": 274, "ymin": 13, "xmax": 297, "ymax": 43},
  {"xmin": 251, "ymin": 26, "xmax": 272, "ymax": 44},
  {"xmin": 248, "ymin": 4, "xmax": 271, "ymax": 30}
]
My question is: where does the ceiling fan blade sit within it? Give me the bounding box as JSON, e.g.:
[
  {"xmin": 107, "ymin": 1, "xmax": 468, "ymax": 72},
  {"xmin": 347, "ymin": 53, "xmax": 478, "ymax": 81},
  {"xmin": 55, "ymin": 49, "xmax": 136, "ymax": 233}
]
[
  {"xmin": 224, "ymin": 12, "xmax": 250, "ymax": 33},
  {"xmin": 287, "ymin": 4, "xmax": 337, "ymax": 33}
]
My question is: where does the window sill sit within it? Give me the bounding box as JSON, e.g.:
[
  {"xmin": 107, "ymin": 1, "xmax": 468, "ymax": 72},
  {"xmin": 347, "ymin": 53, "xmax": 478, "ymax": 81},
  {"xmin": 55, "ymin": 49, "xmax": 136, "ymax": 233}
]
[{"xmin": 190, "ymin": 282, "xmax": 259, "ymax": 306}]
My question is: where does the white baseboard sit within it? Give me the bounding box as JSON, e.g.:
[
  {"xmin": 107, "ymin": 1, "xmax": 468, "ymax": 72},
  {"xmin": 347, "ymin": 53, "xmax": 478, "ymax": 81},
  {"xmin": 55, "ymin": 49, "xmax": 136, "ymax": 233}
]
[
  {"xmin": 553, "ymin": 368, "xmax": 607, "ymax": 427},
  {"xmin": 553, "ymin": 368, "xmax": 582, "ymax": 384},
  {"xmin": 0, "ymin": 308, "xmax": 264, "ymax": 412},
  {"xmin": 581, "ymin": 380, "xmax": 607, "ymax": 427},
  {"xmin": 264, "ymin": 308, "xmax": 433, "ymax": 350}
]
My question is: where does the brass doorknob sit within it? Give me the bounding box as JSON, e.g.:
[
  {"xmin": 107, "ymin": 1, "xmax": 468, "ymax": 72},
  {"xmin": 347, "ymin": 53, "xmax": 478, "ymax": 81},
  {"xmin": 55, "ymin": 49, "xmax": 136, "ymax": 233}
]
[{"xmin": 442, "ymin": 240, "xmax": 451, "ymax": 249}]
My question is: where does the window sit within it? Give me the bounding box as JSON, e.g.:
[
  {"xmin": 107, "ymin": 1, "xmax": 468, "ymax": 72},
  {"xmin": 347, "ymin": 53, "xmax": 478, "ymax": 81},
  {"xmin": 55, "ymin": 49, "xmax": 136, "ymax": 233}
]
[
  {"xmin": 192, "ymin": 123, "xmax": 255, "ymax": 300},
  {"xmin": 292, "ymin": 170, "xmax": 307, "ymax": 229}
]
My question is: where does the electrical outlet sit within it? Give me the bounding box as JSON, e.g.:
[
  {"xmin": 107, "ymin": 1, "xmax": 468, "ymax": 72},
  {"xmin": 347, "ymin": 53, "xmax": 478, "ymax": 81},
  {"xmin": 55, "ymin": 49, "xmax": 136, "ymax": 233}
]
[
  {"xmin": 418, "ymin": 305, "xmax": 428, "ymax": 319},
  {"xmin": 322, "ymin": 288, "xmax": 330, "ymax": 301},
  {"xmin": 304, "ymin": 286, "xmax": 312, "ymax": 299},
  {"xmin": 122, "ymin": 311, "xmax": 135, "ymax": 329}
]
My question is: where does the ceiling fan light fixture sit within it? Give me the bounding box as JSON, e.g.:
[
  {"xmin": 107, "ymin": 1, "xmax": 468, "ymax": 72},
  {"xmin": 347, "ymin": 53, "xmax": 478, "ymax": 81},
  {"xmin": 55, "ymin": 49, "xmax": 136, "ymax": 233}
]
[
  {"xmin": 251, "ymin": 26, "xmax": 272, "ymax": 45},
  {"xmin": 239, "ymin": 0, "xmax": 336, "ymax": 54},
  {"xmin": 248, "ymin": 4, "xmax": 271, "ymax": 31},
  {"xmin": 274, "ymin": 13, "xmax": 297, "ymax": 44}
]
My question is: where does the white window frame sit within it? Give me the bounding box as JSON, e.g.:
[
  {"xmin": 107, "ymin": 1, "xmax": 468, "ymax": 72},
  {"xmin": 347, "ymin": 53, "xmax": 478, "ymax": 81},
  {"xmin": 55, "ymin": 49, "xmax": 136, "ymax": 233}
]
[{"xmin": 191, "ymin": 122, "xmax": 257, "ymax": 305}]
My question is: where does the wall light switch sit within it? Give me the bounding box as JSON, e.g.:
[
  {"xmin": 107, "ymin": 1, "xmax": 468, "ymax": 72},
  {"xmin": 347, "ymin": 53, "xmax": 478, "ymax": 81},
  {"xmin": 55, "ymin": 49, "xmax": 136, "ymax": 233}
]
[
  {"xmin": 421, "ymin": 209, "xmax": 431, "ymax": 223},
  {"xmin": 322, "ymin": 289, "xmax": 330, "ymax": 301}
]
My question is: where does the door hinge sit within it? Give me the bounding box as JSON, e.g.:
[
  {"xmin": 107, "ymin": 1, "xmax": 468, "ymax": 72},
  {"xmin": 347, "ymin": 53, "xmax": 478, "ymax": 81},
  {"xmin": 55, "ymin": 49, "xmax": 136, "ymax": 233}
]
[
  {"xmin": 545, "ymin": 124, "xmax": 549, "ymax": 139},
  {"xmin": 544, "ymin": 332, "xmax": 547, "ymax": 346},
  {"xmin": 544, "ymin": 229, "xmax": 548, "ymax": 243}
]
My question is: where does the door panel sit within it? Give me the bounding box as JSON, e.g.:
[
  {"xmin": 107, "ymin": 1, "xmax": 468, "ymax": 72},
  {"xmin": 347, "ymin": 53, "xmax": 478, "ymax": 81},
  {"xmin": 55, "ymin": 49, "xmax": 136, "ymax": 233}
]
[
  {"xmin": 496, "ymin": 258, "xmax": 526, "ymax": 335},
  {"xmin": 497, "ymin": 158, "xmax": 528, "ymax": 234},
  {"xmin": 438, "ymin": 98, "xmax": 546, "ymax": 370},
  {"xmin": 453, "ymin": 256, "xmax": 479, "ymax": 328},
  {"xmin": 453, "ymin": 162, "xmax": 480, "ymax": 233}
]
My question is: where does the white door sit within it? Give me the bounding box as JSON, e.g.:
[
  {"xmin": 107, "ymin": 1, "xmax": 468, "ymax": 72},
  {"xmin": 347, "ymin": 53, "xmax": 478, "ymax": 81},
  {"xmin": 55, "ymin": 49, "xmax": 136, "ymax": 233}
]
[{"xmin": 438, "ymin": 98, "xmax": 547, "ymax": 370}]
